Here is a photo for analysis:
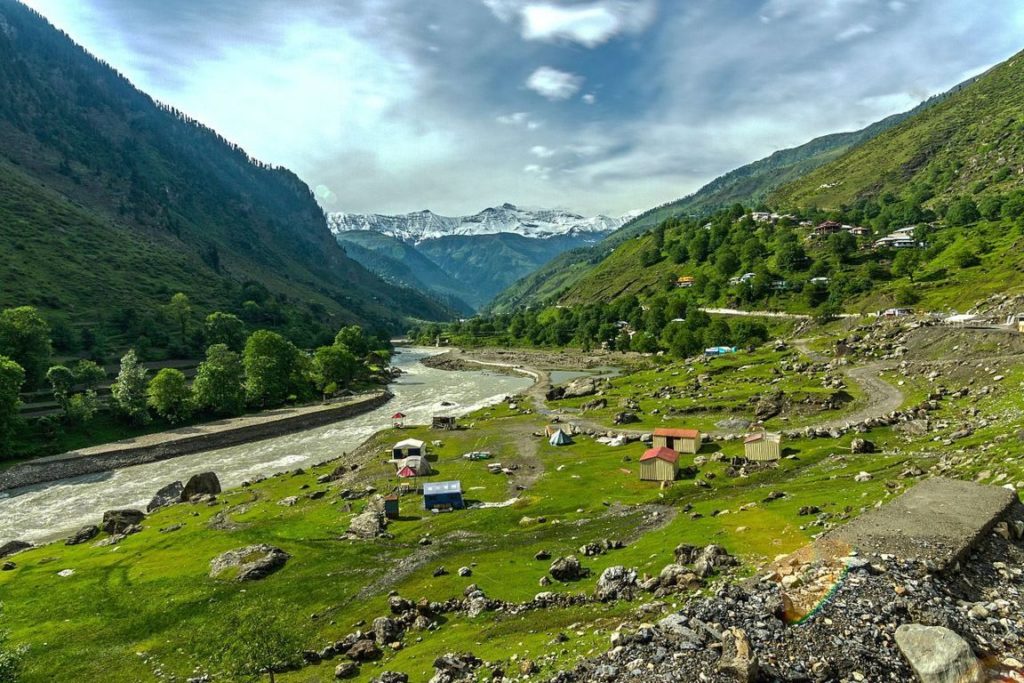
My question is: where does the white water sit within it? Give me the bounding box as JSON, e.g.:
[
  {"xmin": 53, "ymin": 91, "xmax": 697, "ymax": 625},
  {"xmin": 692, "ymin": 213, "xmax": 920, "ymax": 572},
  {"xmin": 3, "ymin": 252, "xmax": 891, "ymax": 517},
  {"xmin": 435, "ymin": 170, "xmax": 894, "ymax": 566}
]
[{"xmin": 0, "ymin": 347, "xmax": 532, "ymax": 544}]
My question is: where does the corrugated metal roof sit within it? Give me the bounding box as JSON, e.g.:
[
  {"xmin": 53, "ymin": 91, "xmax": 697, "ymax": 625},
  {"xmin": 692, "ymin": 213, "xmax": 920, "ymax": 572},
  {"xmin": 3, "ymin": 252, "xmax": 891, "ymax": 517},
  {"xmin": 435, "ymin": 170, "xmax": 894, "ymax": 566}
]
[
  {"xmin": 654, "ymin": 428, "xmax": 700, "ymax": 439},
  {"xmin": 640, "ymin": 447, "xmax": 679, "ymax": 463},
  {"xmin": 423, "ymin": 480, "xmax": 462, "ymax": 495}
]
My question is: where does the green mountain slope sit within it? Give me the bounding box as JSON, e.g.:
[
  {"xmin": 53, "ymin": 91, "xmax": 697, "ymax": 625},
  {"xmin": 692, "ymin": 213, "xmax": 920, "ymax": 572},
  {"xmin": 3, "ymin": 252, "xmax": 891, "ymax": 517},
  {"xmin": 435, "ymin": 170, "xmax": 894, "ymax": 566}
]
[
  {"xmin": 770, "ymin": 51, "xmax": 1024, "ymax": 208},
  {"xmin": 0, "ymin": 0, "xmax": 450, "ymax": 335},
  {"xmin": 333, "ymin": 231, "xmax": 475, "ymax": 315}
]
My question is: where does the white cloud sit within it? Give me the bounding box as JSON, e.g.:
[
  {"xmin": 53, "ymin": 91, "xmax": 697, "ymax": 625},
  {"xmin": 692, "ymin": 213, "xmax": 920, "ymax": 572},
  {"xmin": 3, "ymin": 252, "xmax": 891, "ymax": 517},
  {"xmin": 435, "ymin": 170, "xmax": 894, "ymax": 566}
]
[
  {"xmin": 497, "ymin": 111, "xmax": 542, "ymax": 129},
  {"xmin": 523, "ymin": 163, "xmax": 551, "ymax": 179},
  {"xmin": 484, "ymin": 0, "xmax": 654, "ymax": 48},
  {"xmin": 530, "ymin": 145, "xmax": 556, "ymax": 158},
  {"xmin": 526, "ymin": 66, "xmax": 584, "ymax": 100},
  {"xmin": 836, "ymin": 23, "xmax": 874, "ymax": 41},
  {"xmin": 582, "ymin": 92, "xmax": 596, "ymax": 104}
]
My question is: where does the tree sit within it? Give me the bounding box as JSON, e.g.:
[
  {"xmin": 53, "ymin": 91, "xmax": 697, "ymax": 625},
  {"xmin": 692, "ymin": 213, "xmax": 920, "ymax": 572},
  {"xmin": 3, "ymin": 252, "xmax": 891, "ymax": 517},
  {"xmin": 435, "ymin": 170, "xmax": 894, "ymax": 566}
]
[
  {"xmin": 0, "ymin": 307, "xmax": 51, "ymax": 388},
  {"xmin": 945, "ymin": 197, "xmax": 980, "ymax": 226},
  {"xmin": 953, "ymin": 247, "xmax": 981, "ymax": 268},
  {"xmin": 243, "ymin": 331, "xmax": 301, "ymax": 407},
  {"xmin": 205, "ymin": 312, "xmax": 246, "ymax": 352},
  {"xmin": 0, "ymin": 358, "xmax": 25, "ymax": 457},
  {"xmin": 0, "ymin": 603, "xmax": 26, "ymax": 683},
  {"xmin": 72, "ymin": 360, "xmax": 106, "ymax": 391},
  {"xmin": 46, "ymin": 365, "xmax": 76, "ymax": 415},
  {"xmin": 828, "ymin": 231, "xmax": 857, "ymax": 263},
  {"xmin": 111, "ymin": 350, "xmax": 150, "ymax": 424},
  {"xmin": 66, "ymin": 391, "xmax": 100, "ymax": 426},
  {"xmin": 195, "ymin": 598, "xmax": 304, "ymax": 683},
  {"xmin": 891, "ymin": 250, "xmax": 921, "ymax": 281},
  {"xmin": 166, "ymin": 293, "xmax": 192, "ymax": 346},
  {"xmin": 333, "ymin": 325, "xmax": 370, "ymax": 358},
  {"xmin": 193, "ymin": 344, "xmax": 245, "ymax": 416},
  {"xmin": 312, "ymin": 345, "xmax": 358, "ymax": 396},
  {"xmin": 147, "ymin": 368, "xmax": 193, "ymax": 423}
]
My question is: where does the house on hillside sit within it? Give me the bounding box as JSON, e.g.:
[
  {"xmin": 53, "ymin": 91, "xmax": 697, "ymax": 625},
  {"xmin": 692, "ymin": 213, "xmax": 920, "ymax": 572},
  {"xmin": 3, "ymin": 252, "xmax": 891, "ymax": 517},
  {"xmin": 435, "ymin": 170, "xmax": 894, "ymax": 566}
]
[
  {"xmin": 639, "ymin": 447, "xmax": 680, "ymax": 482},
  {"xmin": 423, "ymin": 480, "xmax": 464, "ymax": 511},
  {"xmin": 848, "ymin": 226, "xmax": 871, "ymax": 237},
  {"xmin": 874, "ymin": 226, "xmax": 920, "ymax": 249},
  {"xmin": 704, "ymin": 346, "xmax": 737, "ymax": 357},
  {"xmin": 675, "ymin": 276, "xmax": 695, "ymax": 288},
  {"xmin": 652, "ymin": 427, "xmax": 702, "ymax": 454},
  {"xmin": 744, "ymin": 431, "xmax": 782, "ymax": 462},
  {"xmin": 814, "ymin": 221, "xmax": 843, "ymax": 237},
  {"xmin": 751, "ymin": 211, "xmax": 773, "ymax": 223}
]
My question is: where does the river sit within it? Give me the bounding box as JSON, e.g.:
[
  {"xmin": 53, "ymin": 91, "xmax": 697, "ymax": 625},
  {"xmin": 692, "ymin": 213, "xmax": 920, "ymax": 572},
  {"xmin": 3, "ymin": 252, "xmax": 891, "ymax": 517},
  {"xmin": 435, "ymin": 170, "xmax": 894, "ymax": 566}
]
[{"xmin": 0, "ymin": 347, "xmax": 533, "ymax": 544}]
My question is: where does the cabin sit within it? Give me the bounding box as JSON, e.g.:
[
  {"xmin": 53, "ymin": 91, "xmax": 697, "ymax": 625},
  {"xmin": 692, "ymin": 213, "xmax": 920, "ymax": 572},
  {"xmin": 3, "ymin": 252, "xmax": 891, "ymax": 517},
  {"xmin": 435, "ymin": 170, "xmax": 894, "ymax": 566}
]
[
  {"xmin": 639, "ymin": 447, "xmax": 680, "ymax": 482},
  {"xmin": 423, "ymin": 480, "xmax": 464, "ymax": 511},
  {"xmin": 743, "ymin": 431, "xmax": 782, "ymax": 462},
  {"xmin": 874, "ymin": 226, "xmax": 919, "ymax": 249},
  {"xmin": 652, "ymin": 427, "xmax": 701, "ymax": 454},
  {"xmin": 392, "ymin": 412, "xmax": 406, "ymax": 428},
  {"xmin": 814, "ymin": 221, "xmax": 843, "ymax": 237},
  {"xmin": 383, "ymin": 494, "xmax": 400, "ymax": 519},
  {"xmin": 848, "ymin": 226, "xmax": 871, "ymax": 237},
  {"xmin": 882, "ymin": 308, "xmax": 913, "ymax": 318},
  {"xmin": 392, "ymin": 438, "xmax": 424, "ymax": 459},
  {"xmin": 704, "ymin": 346, "xmax": 737, "ymax": 357},
  {"xmin": 432, "ymin": 416, "xmax": 457, "ymax": 430},
  {"xmin": 675, "ymin": 276, "xmax": 695, "ymax": 288}
]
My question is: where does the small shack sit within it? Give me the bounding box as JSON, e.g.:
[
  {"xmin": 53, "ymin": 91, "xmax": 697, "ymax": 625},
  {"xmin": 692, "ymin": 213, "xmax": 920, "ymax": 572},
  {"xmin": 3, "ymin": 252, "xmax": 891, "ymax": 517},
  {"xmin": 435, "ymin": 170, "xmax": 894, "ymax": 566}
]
[
  {"xmin": 704, "ymin": 346, "xmax": 737, "ymax": 357},
  {"xmin": 423, "ymin": 480, "xmax": 464, "ymax": 511},
  {"xmin": 392, "ymin": 412, "xmax": 406, "ymax": 428},
  {"xmin": 392, "ymin": 438, "xmax": 424, "ymax": 459},
  {"xmin": 744, "ymin": 431, "xmax": 782, "ymax": 462},
  {"xmin": 383, "ymin": 494, "xmax": 400, "ymax": 519},
  {"xmin": 639, "ymin": 447, "xmax": 679, "ymax": 482},
  {"xmin": 548, "ymin": 429, "xmax": 572, "ymax": 446},
  {"xmin": 432, "ymin": 416, "xmax": 457, "ymax": 430},
  {"xmin": 652, "ymin": 427, "xmax": 701, "ymax": 454}
]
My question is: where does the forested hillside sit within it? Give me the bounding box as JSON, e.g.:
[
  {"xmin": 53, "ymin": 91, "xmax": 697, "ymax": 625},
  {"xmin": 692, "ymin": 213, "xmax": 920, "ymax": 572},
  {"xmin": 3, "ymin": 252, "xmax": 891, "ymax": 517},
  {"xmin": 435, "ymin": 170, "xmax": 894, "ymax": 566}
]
[{"xmin": 0, "ymin": 0, "xmax": 450, "ymax": 352}]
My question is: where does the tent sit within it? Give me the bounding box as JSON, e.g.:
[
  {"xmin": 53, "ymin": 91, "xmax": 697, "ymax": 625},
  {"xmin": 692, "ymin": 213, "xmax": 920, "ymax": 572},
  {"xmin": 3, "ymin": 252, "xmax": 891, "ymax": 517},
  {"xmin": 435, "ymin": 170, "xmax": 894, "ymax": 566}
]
[
  {"xmin": 392, "ymin": 438, "xmax": 424, "ymax": 458},
  {"xmin": 548, "ymin": 429, "xmax": 572, "ymax": 446}
]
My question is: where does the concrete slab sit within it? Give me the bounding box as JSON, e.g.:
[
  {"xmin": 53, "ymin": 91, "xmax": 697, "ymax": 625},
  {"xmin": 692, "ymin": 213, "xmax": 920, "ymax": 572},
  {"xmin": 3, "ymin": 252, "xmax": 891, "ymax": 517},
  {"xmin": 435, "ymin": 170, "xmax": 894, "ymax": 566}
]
[{"xmin": 819, "ymin": 477, "xmax": 1018, "ymax": 571}]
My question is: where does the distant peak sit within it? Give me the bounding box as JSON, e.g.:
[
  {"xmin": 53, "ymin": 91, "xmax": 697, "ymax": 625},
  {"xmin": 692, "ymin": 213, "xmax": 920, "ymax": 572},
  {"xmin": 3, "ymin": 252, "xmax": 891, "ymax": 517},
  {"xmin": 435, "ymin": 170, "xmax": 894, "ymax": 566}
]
[{"xmin": 501, "ymin": 202, "xmax": 518, "ymax": 210}]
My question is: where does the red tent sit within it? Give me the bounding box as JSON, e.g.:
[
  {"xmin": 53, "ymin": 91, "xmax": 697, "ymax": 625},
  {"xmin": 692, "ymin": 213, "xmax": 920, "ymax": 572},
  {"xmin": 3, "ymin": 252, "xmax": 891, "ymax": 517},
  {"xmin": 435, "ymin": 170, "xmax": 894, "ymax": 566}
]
[
  {"xmin": 397, "ymin": 466, "xmax": 417, "ymax": 478},
  {"xmin": 392, "ymin": 412, "xmax": 406, "ymax": 419}
]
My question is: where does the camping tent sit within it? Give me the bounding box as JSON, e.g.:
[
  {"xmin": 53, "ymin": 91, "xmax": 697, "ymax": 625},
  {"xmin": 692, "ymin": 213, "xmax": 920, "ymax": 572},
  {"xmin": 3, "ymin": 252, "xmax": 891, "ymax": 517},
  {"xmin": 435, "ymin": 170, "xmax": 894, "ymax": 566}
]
[
  {"xmin": 392, "ymin": 438, "xmax": 424, "ymax": 458},
  {"xmin": 549, "ymin": 429, "xmax": 572, "ymax": 446}
]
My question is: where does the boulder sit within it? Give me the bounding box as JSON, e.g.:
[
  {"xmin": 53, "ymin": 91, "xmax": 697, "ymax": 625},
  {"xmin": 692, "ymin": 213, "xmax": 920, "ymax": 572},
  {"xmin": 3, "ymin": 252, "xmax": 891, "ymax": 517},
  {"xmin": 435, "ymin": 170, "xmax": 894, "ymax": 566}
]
[
  {"xmin": 65, "ymin": 525, "xmax": 100, "ymax": 546},
  {"xmin": 595, "ymin": 565, "xmax": 637, "ymax": 601},
  {"xmin": 372, "ymin": 616, "xmax": 402, "ymax": 645},
  {"xmin": 613, "ymin": 411, "xmax": 640, "ymax": 425},
  {"xmin": 549, "ymin": 555, "xmax": 587, "ymax": 581},
  {"xmin": 430, "ymin": 652, "xmax": 481, "ymax": 683},
  {"xmin": 850, "ymin": 437, "xmax": 876, "ymax": 454},
  {"xmin": 0, "ymin": 540, "xmax": 32, "ymax": 558},
  {"xmin": 1, "ymin": 561, "xmax": 14, "ymax": 571},
  {"xmin": 372, "ymin": 673, "xmax": 408, "ymax": 683},
  {"xmin": 209, "ymin": 544, "xmax": 290, "ymax": 581},
  {"xmin": 562, "ymin": 376, "xmax": 600, "ymax": 399},
  {"xmin": 148, "ymin": 481, "xmax": 184, "ymax": 512},
  {"xmin": 334, "ymin": 661, "xmax": 358, "ymax": 679},
  {"xmin": 101, "ymin": 509, "xmax": 145, "ymax": 535},
  {"xmin": 181, "ymin": 472, "xmax": 222, "ymax": 500},
  {"xmin": 895, "ymin": 625, "xmax": 984, "ymax": 683},
  {"xmin": 346, "ymin": 639, "xmax": 381, "ymax": 662},
  {"xmin": 346, "ymin": 496, "xmax": 388, "ymax": 539},
  {"xmin": 718, "ymin": 627, "xmax": 759, "ymax": 682}
]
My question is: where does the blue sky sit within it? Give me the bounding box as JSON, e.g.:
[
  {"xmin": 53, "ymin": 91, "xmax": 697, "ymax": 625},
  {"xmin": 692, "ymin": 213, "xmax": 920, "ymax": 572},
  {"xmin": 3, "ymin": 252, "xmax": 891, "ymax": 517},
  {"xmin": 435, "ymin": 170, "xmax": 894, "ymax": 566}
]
[{"xmin": 20, "ymin": 0, "xmax": 1024, "ymax": 216}]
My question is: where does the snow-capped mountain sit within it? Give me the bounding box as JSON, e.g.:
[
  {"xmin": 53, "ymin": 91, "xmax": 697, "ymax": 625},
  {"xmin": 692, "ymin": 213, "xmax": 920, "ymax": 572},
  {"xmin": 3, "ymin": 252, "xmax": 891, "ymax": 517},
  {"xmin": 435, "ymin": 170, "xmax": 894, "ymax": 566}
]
[{"xmin": 327, "ymin": 203, "xmax": 631, "ymax": 244}]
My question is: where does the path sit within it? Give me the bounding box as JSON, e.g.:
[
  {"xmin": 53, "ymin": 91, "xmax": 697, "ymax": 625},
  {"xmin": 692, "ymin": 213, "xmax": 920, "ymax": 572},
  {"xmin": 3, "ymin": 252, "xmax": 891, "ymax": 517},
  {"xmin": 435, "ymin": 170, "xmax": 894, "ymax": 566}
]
[{"xmin": 699, "ymin": 307, "xmax": 863, "ymax": 320}]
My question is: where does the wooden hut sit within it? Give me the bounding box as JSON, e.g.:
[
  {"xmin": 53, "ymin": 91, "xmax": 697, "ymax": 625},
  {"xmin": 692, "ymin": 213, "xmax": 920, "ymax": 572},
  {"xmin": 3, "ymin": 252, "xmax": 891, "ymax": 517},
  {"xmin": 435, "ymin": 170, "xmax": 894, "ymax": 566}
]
[
  {"xmin": 652, "ymin": 428, "xmax": 701, "ymax": 454},
  {"xmin": 432, "ymin": 416, "xmax": 457, "ymax": 430},
  {"xmin": 383, "ymin": 494, "xmax": 400, "ymax": 519},
  {"xmin": 639, "ymin": 447, "xmax": 679, "ymax": 482},
  {"xmin": 423, "ymin": 480, "xmax": 464, "ymax": 511},
  {"xmin": 743, "ymin": 432, "xmax": 782, "ymax": 462}
]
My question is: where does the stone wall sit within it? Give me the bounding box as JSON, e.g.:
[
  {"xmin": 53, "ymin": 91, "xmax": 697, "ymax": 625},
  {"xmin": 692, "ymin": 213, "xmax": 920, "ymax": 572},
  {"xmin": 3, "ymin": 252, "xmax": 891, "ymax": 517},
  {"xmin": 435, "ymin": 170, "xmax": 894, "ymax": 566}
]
[{"xmin": 0, "ymin": 391, "xmax": 392, "ymax": 492}]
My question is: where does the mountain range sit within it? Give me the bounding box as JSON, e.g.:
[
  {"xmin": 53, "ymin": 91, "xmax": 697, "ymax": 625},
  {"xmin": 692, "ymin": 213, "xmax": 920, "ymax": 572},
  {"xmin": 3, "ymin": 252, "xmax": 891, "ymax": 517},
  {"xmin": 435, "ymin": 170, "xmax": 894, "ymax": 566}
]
[
  {"xmin": 328, "ymin": 205, "xmax": 630, "ymax": 311},
  {"xmin": 0, "ymin": 0, "xmax": 451, "ymax": 346}
]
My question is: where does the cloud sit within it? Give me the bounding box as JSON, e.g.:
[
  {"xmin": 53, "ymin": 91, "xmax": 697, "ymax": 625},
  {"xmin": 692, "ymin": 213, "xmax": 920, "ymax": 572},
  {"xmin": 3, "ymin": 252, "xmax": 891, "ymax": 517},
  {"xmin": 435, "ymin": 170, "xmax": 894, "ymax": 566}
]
[
  {"xmin": 836, "ymin": 23, "xmax": 874, "ymax": 41},
  {"xmin": 582, "ymin": 93, "xmax": 596, "ymax": 104},
  {"xmin": 530, "ymin": 145, "xmax": 556, "ymax": 158},
  {"xmin": 523, "ymin": 163, "xmax": 551, "ymax": 179},
  {"xmin": 497, "ymin": 111, "xmax": 541, "ymax": 129},
  {"xmin": 484, "ymin": 0, "xmax": 654, "ymax": 47},
  {"xmin": 526, "ymin": 66, "xmax": 584, "ymax": 100}
]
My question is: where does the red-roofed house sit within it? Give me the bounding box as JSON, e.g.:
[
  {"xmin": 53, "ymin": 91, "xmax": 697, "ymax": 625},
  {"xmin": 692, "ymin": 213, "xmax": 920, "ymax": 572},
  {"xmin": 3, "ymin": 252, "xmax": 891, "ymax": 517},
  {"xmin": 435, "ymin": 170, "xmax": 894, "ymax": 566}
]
[
  {"xmin": 652, "ymin": 427, "xmax": 702, "ymax": 454},
  {"xmin": 639, "ymin": 447, "xmax": 680, "ymax": 482},
  {"xmin": 744, "ymin": 431, "xmax": 782, "ymax": 462}
]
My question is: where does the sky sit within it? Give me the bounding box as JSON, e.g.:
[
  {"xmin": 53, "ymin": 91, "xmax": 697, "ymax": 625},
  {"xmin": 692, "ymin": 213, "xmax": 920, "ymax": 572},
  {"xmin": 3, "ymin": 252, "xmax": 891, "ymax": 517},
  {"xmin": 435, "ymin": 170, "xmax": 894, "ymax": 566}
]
[{"xmin": 19, "ymin": 0, "xmax": 1024, "ymax": 217}]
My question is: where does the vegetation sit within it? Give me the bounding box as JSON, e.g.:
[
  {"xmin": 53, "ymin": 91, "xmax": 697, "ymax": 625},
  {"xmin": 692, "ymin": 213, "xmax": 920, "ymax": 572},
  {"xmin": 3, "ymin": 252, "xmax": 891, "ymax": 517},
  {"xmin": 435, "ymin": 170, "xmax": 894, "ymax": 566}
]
[
  {"xmin": 110, "ymin": 350, "xmax": 150, "ymax": 425},
  {"xmin": 192, "ymin": 345, "xmax": 246, "ymax": 417},
  {"xmin": 0, "ymin": 358, "xmax": 24, "ymax": 455},
  {"xmin": 146, "ymin": 369, "xmax": 193, "ymax": 423},
  {"xmin": 0, "ymin": 604, "xmax": 25, "ymax": 683}
]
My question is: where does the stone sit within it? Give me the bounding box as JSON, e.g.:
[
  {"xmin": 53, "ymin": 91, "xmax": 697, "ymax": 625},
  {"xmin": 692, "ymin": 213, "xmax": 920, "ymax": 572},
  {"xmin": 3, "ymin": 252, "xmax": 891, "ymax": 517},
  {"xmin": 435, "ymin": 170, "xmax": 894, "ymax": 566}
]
[
  {"xmin": 1, "ymin": 561, "xmax": 15, "ymax": 571},
  {"xmin": 431, "ymin": 652, "xmax": 481, "ymax": 682},
  {"xmin": 346, "ymin": 639, "xmax": 381, "ymax": 662},
  {"xmin": 718, "ymin": 627, "xmax": 759, "ymax": 682},
  {"xmin": 346, "ymin": 496, "xmax": 388, "ymax": 539},
  {"xmin": 208, "ymin": 544, "xmax": 290, "ymax": 581},
  {"xmin": 65, "ymin": 525, "xmax": 100, "ymax": 546},
  {"xmin": 0, "ymin": 540, "xmax": 30, "ymax": 559},
  {"xmin": 372, "ymin": 616, "xmax": 402, "ymax": 645},
  {"xmin": 850, "ymin": 438, "xmax": 876, "ymax": 454},
  {"xmin": 147, "ymin": 481, "xmax": 184, "ymax": 512},
  {"xmin": 458, "ymin": 566, "xmax": 472, "ymax": 577},
  {"xmin": 334, "ymin": 661, "xmax": 358, "ymax": 678},
  {"xmin": 372, "ymin": 673, "xmax": 408, "ymax": 683},
  {"xmin": 278, "ymin": 496, "xmax": 298, "ymax": 507},
  {"xmin": 101, "ymin": 509, "xmax": 145, "ymax": 535},
  {"xmin": 895, "ymin": 624, "xmax": 984, "ymax": 683},
  {"xmin": 595, "ymin": 565, "xmax": 637, "ymax": 601},
  {"xmin": 181, "ymin": 472, "xmax": 222, "ymax": 500},
  {"xmin": 549, "ymin": 555, "xmax": 587, "ymax": 581},
  {"xmin": 562, "ymin": 376, "xmax": 600, "ymax": 399}
]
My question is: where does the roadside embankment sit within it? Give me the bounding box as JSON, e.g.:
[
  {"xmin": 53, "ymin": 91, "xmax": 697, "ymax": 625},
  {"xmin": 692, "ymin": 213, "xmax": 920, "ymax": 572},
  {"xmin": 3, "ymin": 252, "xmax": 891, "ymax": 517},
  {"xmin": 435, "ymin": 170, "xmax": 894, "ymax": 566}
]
[{"xmin": 0, "ymin": 391, "xmax": 392, "ymax": 492}]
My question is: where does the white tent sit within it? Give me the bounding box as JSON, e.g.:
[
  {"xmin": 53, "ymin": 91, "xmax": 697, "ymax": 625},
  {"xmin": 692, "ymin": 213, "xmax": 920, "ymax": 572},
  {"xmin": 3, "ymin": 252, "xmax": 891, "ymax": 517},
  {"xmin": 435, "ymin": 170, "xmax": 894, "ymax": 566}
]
[
  {"xmin": 392, "ymin": 438, "xmax": 425, "ymax": 458},
  {"xmin": 548, "ymin": 429, "xmax": 572, "ymax": 446}
]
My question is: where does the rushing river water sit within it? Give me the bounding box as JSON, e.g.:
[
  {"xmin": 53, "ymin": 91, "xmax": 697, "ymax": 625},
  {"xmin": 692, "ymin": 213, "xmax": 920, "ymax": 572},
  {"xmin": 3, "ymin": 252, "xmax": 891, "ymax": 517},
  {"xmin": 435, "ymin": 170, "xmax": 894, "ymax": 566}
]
[{"xmin": 0, "ymin": 347, "xmax": 533, "ymax": 544}]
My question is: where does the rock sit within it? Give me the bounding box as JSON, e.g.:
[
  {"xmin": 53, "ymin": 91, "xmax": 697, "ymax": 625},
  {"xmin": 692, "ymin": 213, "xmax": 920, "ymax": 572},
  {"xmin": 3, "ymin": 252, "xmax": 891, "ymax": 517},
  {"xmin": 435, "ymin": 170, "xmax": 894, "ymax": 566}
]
[
  {"xmin": 147, "ymin": 481, "xmax": 184, "ymax": 512},
  {"xmin": 458, "ymin": 566, "xmax": 472, "ymax": 577},
  {"xmin": 209, "ymin": 544, "xmax": 290, "ymax": 581},
  {"xmin": 65, "ymin": 525, "xmax": 100, "ymax": 546},
  {"xmin": 346, "ymin": 496, "xmax": 388, "ymax": 539},
  {"xmin": 388, "ymin": 595, "xmax": 413, "ymax": 614},
  {"xmin": 181, "ymin": 472, "xmax": 222, "ymax": 500},
  {"xmin": 854, "ymin": 471, "xmax": 873, "ymax": 482},
  {"xmin": 372, "ymin": 616, "xmax": 402, "ymax": 645},
  {"xmin": 347, "ymin": 639, "xmax": 381, "ymax": 662},
  {"xmin": 278, "ymin": 496, "xmax": 298, "ymax": 507},
  {"xmin": 101, "ymin": 509, "xmax": 145, "ymax": 535},
  {"xmin": 754, "ymin": 391, "xmax": 785, "ymax": 420},
  {"xmin": 613, "ymin": 411, "xmax": 640, "ymax": 425},
  {"xmin": 1, "ymin": 561, "xmax": 15, "ymax": 571},
  {"xmin": 431, "ymin": 652, "xmax": 481, "ymax": 682},
  {"xmin": 595, "ymin": 565, "xmax": 637, "ymax": 601},
  {"xmin": 562, "ymin": 376, "xmax": 600, "ymax": 399},
  {"xmin": 534, "ymin": 549, "xmax": 551, "ymax": 560},
  {"xmin": 895, "ymin": 624, "xmax": 983, "ymax": 683},
  {"xmin": 372, "ymin": 673, "xmax": 408, "ymax": 683},
  {"xmin": 432, "ymin": 566, "xmax": 448, "ymax": 577},
  {"xmin": 334, "ymin": 661, "xmax": 358, "ymax": 678},
  {"xmin": 718, "ymin": 627, "xmax": 759, "ymax": 682},
  {"xmin": 797, "ymin": 505, "xmax": 821, "ymax": 516},
  {"xmin": 549, "ymin": 555, "xmax": 587, "ymax": 581}
]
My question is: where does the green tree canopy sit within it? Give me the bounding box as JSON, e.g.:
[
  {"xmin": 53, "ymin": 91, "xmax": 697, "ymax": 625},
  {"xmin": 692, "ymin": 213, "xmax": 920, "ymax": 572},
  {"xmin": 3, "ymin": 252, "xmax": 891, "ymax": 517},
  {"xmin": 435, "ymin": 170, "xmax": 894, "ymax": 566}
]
[
  {"xmin": 312, "ymin": 345, "xmax": 358, "ymax": 395},
  {"xmin": 243, "ymin": 331, "xmax": 302, "ymax": 407},
  {"xmin": 333, "ymin": 325, "xmax": 370, "ymax": 358},
  {"xmin": 192, "ymin": 344, "xmax": 245, "ymax": 416},
  {"xmin": 46, "ymin": 365, "xmax": 76, "ymax": 415},
  {"xmin": 0, "ymin": 307, "xmax": 52, "ymax": 388},
  {"xmin": 72, "ymin": 360, "xmax": 106, "ymax": 391},
  {"xmin": 0, "ymin": 358, "xmax": 25, "ymax": 457},
  {"xmin": 147, "ymin": 368, "xmax": 193, "ymax": 423},
  {"xmin": 192, "ymin": 598, "xmax": 304, "ymax": 683},
  {"xmin": 166, "ymin": 293, "xmax": 192, "ymax": 346},
  {"xmin": 111, "ymin": 350, "xmax": 150, "ymax": 424},
  {"xmin": 204, "ymin": 312, "xmax": 246, "ymax": 352}
]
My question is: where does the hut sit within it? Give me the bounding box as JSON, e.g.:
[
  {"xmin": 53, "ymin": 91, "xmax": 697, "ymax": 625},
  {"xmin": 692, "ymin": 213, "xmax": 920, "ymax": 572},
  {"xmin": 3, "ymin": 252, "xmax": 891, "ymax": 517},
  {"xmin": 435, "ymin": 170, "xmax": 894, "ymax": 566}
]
[
  {"xmin": 743, "ymin": 432, "xmax": 782, "ymax": 462},
  {"xmin": 432, "ymin": 416, "xmax": 457, "ymax": 430},
  {"xmin": 548, "ymin": 429, "xmax": 572, "ymax": 446},
  {"xmin": 639, "ymin": 447, "xmax": 679, "ymax": 482},
  {"xmin": 392, "ymin": 438, "xmax": 424, "ymax": 459},
  {"xmin": 383, "ymin": 494, "xmax": 400, "ymax": 519},
  {"xmin": 652, "ymin": 428, "xmax": 701, "ymax": 454},
  {"xmin": 392, "ymin": 412, "xmax": 406, "ymax": 428},
  {"xmin": 423, "ymin": 480, "xmax": 464, "ymax": 511}
]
